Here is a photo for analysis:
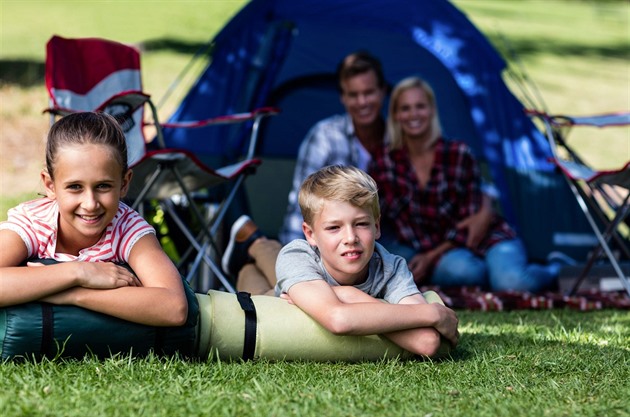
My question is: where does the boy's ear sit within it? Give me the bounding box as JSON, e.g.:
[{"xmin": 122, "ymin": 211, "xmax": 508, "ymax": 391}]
[
  {"xmin": 120, "ymin": 169, "xmax": 133, "ymax": 197},
  {"xmin": 302, "ymin": 222, "xmax": 317, "ymax": 246},
  {"xmin": 41, "ymin": 170, "xmax": 56, "ymax": 200}
]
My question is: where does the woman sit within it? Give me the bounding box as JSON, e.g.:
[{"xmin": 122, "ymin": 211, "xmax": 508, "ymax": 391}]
[{"xmin": 371, "ymin": 76, "xmax": 559, "ymax": 292}]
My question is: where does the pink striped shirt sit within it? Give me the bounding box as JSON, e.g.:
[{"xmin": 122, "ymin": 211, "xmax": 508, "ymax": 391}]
[{"xmin": 0, "ymin": 198, "xmax": 155, "ymax": 262}]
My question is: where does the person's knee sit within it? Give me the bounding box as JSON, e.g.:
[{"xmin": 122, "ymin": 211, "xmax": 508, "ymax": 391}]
[
  {"xmin": 490, "ymin": 269, "xmax": 529, "ymax": 292},
  {"xmin": 236, "ymin": 264, "xmax": 272, "ymax": 294},
  {"xmin": 433, "ymin": 251, "xmax": 485, "ymax": 287}
]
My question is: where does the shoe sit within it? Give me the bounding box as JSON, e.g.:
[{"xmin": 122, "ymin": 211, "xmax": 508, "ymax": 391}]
[
  {"xmin": 547, "ymin": 251, "xmax": 578, "ymax": 266},
  {"xmin": 222, "ymin": 215, "xmax": 263, "ymax": 276}
]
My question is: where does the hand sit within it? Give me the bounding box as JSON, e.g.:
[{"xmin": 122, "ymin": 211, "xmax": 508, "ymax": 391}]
[
  {"xmin": 456, "ymin": 208, "xmax": 492, "ymax": 250},
  {"xmin": 71, "ymin": 262, "xmax": 141, "ymax": 289},
  {"xmin": 430, "ymin": 303, "xmax": 460, "ymax": 348},
  {"xmin": 408, "ymin": 253, "xmax": 433, "ymax": 285},
  {"xmin": 279, "ymin": 292, "xmax": 295, "ymax": 305}
]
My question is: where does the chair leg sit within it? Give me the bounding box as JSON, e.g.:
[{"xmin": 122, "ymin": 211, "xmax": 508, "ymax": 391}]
[{"xmin": 568, "ymin": 193, "xmax": 630, "ymax": 296}]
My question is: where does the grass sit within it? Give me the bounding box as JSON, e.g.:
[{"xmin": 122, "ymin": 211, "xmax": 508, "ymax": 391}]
[
  {"xmin": 1, "ymin": 310, "xmax": 628, "ymax": 417},
  {"xmin": 1, "ymin": 2, "xmax": 629, "ymax": 416}
]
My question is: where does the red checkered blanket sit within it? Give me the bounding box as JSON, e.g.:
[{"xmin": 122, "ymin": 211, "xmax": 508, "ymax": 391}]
[{"xmin": 419, "ymin": 286, "xmax": 630, "ymax": 311}]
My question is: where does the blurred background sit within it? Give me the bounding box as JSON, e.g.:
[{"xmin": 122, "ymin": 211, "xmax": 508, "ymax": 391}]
[{"xmin": 1, "ymin": 0, "xmax": 628, "ymax": 212}]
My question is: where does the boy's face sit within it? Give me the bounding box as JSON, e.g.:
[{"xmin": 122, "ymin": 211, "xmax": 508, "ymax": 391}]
[{"xmin": 303, "ymin": 200, "xmax": 380, "ymax": 286}]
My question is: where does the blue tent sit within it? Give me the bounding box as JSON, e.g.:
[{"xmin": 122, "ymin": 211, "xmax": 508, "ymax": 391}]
[{"xmin": 162, "ymin": 0, "xmax": 593, "ymax": 260}]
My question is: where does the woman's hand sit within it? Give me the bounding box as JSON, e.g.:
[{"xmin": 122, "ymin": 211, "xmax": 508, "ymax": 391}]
[
  {"xmin": 456, "ymin": 195, "xmax": 493, "ymax": 249},
  {"xmin": 408, "ymin": 253, "xmax": 434, "ymax": 285}
]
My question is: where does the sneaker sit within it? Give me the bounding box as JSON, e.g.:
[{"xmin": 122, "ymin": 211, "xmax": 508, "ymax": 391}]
[
  {"xmin": 222, "ymin": 215, "xmax": 263, "ymax": 276},
  {"xmin": 547, "ymin": 251, "xmax": 578, "ymax": 266}
]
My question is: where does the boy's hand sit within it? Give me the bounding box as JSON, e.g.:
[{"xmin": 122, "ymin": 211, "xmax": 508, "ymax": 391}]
[
  {"xmin": 431, "ymin": 304, "xmax": 460, "ymax": 348},
  {"xmin": 279, "ymin": 292, "xmax": 295, "ymax": 304}
]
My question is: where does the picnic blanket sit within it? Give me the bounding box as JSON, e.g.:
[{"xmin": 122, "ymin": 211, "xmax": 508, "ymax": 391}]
[{"xmin": 419, "ymin": 286, "xmax": 630, "ymax": 311}]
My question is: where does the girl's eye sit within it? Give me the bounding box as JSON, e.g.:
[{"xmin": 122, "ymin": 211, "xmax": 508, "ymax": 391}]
[
  {"xmin": 67, "ymin": 184, "xmax": 81, "ymax": 190},
  {"xmin": 96, "ymin": 183, "xmax": 113, "ymax": 191}
]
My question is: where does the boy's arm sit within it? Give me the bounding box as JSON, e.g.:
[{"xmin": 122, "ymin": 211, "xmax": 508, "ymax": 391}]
[
  {"xmin": 333, "ymin": 287, "xmax": 457, "ymax": 356},
  {"xmin": 286, "ymin": 280, "xmax": 459, "ymax": 351}
]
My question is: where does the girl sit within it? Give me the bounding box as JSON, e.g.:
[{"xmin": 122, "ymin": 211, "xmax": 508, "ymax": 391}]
[
  {"xmin": 371, "ymin": 76, "xmax": 559, "ymax": 293},
  {"xmin": 0, "ymin": 112, "xmax": 188, "ymax": 326}
]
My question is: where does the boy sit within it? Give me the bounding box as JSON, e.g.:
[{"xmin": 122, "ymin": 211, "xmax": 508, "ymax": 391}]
[{"xmin": 275, "ymin": 165, "xmax": 459, "ymax": 357}]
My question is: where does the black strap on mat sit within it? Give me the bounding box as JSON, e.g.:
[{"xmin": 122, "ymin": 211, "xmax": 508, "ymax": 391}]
[
  {"xmin": 236, "ymin": 292, "xmax": 257, "ymax": 361},
  {"xmin": 41, "ymin": 303, "xmax": 54, "ymax": 357}
]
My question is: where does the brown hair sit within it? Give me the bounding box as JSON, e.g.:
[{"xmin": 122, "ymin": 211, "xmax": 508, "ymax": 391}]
[
  {"xmin": 45, "ymin": 112, "xmax": 128, "ymax": 179},
  {"xmin": 336, "ymin": 51, "xmax": 386, "ymax": 91}
]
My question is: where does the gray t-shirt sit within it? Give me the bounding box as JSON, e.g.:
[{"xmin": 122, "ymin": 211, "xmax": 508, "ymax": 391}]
[{"xmin": 275, "ymin": 239, "xmax": 420, "ymax": 304}]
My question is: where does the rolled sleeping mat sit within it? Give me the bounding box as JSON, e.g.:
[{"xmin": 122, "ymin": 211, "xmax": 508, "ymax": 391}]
[
  {"xmin": 0, "ymin": 260, "xmax": 200, "ymax": 360},
  {"xmin": 196, "ymin": 290, "xmax": 451, "ymax": 362}
]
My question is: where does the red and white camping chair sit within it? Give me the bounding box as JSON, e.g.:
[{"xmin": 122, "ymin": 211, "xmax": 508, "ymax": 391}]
[
  {"xmin": 527, "ymin": 110, "xmax": 630, "ymax": 296},
  {"xmin": 44, "ymin": 35, "xmax": 278, "ymax": 292}
]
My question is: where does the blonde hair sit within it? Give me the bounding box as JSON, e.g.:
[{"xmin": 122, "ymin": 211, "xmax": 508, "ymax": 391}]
[
  {"xmin": 387, "ymin": 76, "xmax": 442, "ymax": 150},
  {"xmin": 298, "ymin": 165, "xmax": 380, "ymax": 226}
]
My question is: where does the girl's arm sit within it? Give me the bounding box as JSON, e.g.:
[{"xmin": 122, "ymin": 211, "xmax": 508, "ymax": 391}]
[
  {"xmin": 0, "ymin": 230, "xmax": 137, "ymax": 307},
  {"xmin": 42, "ymin": 234, "xmax": 188, "ymax": 327},
  {"xmin": 286, "ymin": 280, "xmax": 459, "ymax": 356}
]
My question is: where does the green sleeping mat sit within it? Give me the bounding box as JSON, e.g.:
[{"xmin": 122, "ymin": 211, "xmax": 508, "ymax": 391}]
[{"xmin": 0, "ymin": 261, "xmax": 199, "ymax": 360}]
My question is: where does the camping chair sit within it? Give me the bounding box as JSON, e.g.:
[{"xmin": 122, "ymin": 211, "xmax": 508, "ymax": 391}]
[
  {"xmin": 527, "ymin": 110, "xmax": 630, "ymax": 296},
  {"xmin": 44, "ymin": 35, "xmax": 278, "ymax": 292}
]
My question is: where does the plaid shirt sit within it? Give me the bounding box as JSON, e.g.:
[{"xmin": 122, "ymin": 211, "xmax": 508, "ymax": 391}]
[
  {"xmin": 279, "ymin": 114, "xmax": 373, "ymax": 244},
  {"xmin": 370, "ymin": 137, "xmax": 515, "ymax": 256}
]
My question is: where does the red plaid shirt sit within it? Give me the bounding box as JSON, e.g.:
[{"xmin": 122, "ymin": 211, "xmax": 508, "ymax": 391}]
[{"xmin": 370, "ymin": 137, "xmax": 515, "ymax": 257}]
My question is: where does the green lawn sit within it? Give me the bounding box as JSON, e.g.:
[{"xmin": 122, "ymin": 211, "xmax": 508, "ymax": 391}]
[{"xmin": 1, "ymin": 309, "xmax": 628, "ymax": 417}]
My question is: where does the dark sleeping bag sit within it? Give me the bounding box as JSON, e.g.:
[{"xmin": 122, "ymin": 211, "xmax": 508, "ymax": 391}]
[{"xmin": 0, "ymin": 259, "xmax": 199, "ymax": 360}]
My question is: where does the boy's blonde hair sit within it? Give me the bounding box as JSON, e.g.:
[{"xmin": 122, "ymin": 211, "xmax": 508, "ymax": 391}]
[{"xmin": 298, "ymin": 165, "xmax": 380, "ymax": 226}]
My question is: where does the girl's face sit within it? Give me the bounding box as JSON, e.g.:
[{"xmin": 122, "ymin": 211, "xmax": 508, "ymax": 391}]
[
  {"xmin": 394, "ymin": 86, "xmax": 434, "ymax": 140},
  {"xmin": 303, "ymin": 200, "xmax": 380, "ymax": 286},
  {"xmin": 42, "ymin": 143, "xmax": 131, "ymax": 255}
]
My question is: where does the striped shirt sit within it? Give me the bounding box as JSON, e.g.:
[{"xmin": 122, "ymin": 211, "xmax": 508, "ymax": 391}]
[
  {"xmin": 370, "ymin": 137, "xmax": 515, "ymax": 257},
  {"xmin": 0, "ymin": 198, "xmax": 155, "ymax": 262}
]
